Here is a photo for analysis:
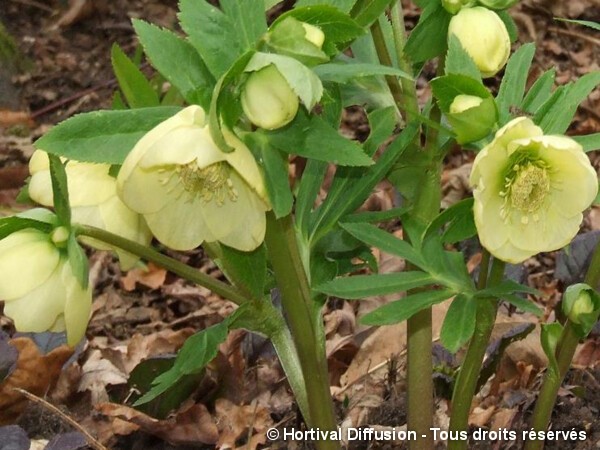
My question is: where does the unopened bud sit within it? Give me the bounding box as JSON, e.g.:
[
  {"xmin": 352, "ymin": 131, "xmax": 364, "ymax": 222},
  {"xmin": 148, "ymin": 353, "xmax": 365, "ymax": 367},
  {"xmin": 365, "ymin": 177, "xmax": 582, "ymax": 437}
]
[
  {"xmin": 51, "ymin": 226, "xmax": 70, "ymax": 248},
  {"xmin": 447, "ymin": 94, "xmax": 497, "ymax": 143},
  {"xmin": 301, "ymin": 23, "xmax": 325, "ymax": 49},
  {"xmin": 448, "ymin": 7, "xmax": 510, "ymax": 78},
  {"xmin": 241, "ymin": 65, "xmax": 299, "ymax": 130},
  {"xmin": 477, "ymin": 0, "xmax": 519, "ymax": 10},
  {"xmin": 442, "ymin": 0, "xmax": 476, "ymax": 14},
  {"xmin": 449, "ymin": 94, "xmax": 483, "ymax": 114},
  {"xmin": 568, "ymin": 290, "xmax": 595, "ymax": 324}
]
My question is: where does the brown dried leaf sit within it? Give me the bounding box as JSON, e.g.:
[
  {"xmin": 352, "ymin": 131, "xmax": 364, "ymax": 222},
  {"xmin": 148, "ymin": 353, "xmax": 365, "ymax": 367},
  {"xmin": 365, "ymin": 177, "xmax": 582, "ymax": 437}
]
[
  {"xmin": 97, "ymin": 401, "xmax": 219, "ymax": 445},
  {"xmin": 215, "ymin": 399, "xmax": 272, "ymax": 450},
  {"xmin": 121, "ymin": 263, "xmax": 167, "ymax": 291},
  {"xmin": 0, "ymin": 338, "xmax": 73, "ymax": 424}
]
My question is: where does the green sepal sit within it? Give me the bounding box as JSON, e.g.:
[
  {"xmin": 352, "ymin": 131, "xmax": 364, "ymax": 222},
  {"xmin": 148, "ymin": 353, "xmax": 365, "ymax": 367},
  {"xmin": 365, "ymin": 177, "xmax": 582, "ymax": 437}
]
[{"xmin": 562, "ymin": 283, "xmax": 600, "ymax": 338}]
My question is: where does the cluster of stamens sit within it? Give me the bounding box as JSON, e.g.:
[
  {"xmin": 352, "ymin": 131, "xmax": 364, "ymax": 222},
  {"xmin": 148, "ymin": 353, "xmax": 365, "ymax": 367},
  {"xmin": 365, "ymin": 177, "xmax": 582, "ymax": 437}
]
[
  {"xmin": 499, "ymin": 158, "xmax": 550, "ymax": 225},
  {"xmin": 160, "ymin": 161, "xmax": 239, "ymax": 206}
]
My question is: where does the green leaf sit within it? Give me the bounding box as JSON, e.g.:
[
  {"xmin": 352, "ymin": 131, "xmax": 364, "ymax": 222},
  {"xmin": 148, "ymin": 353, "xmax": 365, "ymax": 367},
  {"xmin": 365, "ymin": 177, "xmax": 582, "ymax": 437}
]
[
  {"xmin": 555, "ymin": 18, "xmax": 600, "ymax": 32},
  {"xmin": 133, "ymin": 20, "xmax": 215, "ymax": 110},
  {"xmin": 404, "ymin": 1, "xmax": 452, "ymax": 63},
  {"xmin": 575, "ymin": 133, "xmax": 600, "ymax": 152},
  {"xmin": 341, "ymin": 222, "xmax": 423, "ymax": 267},
  {"xmin": 351, "ymin": 0, "xmax": 394, "ymax": 29},
  {"xmin": 425, "ymin": 198, "xmax": 476, "ymax": 245},
  {"xmin": 295, "ymin": 0, "xmax": 357, "ymax": 14},
  {"xmin": 501, "ymin": 294, "xmax": 543, "ymax": 316},
  {"xmin": 48, "ymin": 154, "xmax": 70, "ymax": 227},
  {"xmin": 440, "ymin": 294, "xmax": 476, "ymax": 353},
  {"xmin": 521, "ymin": 68, "xmax": 556, "ymax": 114},
  {"xmin": 540, "ymin": 322, "xmax": 563, "ymax": 373},
  {"xmin": 361, "ymin": 289, "xmax": 454, "ymax": 325},
  {"xmin": 266, "ymin": 114, "xmax": 373, "ymax": 166},
  {"xmin": 314, "ymin": 62, "xmax": 411, "ymax": 83},
  {"xmin": 344, "ymin": 207, "xmax": 408, "ymax": 224},
  {"xmin": 35, "ymin": 107, "xmax": 181, "ymax": 165},
  {"xmin": 179, "ymin": 0, "xmax": 265, "ymax": 78},
  {"xmin": 135, "ymin": 321, "xmax": 229, "ymax": 405},
  {"xmin": 244, "ymin": 52, "xmax": 323, "ymax": 109},
  {"xmin": 111, "ymin": 43, "xmax": 160, "ymax": 108},
  {"xmin": 311, "ymin": 124, "xmax": 418, "ymax": 241},
  {"xmin": 220, "ymin": 244, "xmax": 267, "ymax": 300},
  {"xmin": 221, "ymin": 0, "xmax": 267, "ymax": 49},
  {"xmin": 537, "ymin": 71, "xmax": 600, "ymax": 134},
  {"xmin": 68, "ymin": 233, "xmax": 89, "ymax": 290},
  {"xmin": 244, "ymin": 133, "xmax": 293, "ymax": 218},
  {"xmin": 445, "ymin": 35, "xmax": 481, "ymax": 81},
  {"xmin": 320, "ymin": 83, "xmax": 343, "ymax": 128},
  {"xmin": 496, "ymin": 43, "xmax": 536, "ymax": 125},
  {"xmin": 362, "ymin": 107, "xmax": 397, "ymax": 156},
  {"xmin": 0, "ymin": 216, "xmax": 53, "ymax": 241},
  {"xmin": 296, "ymin": 159, "xmax": 328, "ymax": 238},
  {"xmin": 317, "ymin": 271, "xmax": 435, "ymax": 299},
  {"xmin": 476, "ymin": 279, "xmax": 540, "ymax": 298}
]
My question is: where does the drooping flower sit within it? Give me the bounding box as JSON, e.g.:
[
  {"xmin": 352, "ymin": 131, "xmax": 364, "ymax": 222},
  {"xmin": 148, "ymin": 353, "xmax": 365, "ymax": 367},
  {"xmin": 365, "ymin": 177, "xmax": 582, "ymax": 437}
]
[
  {"xmin": 0, "ymin": 228, "xmax": 92, "ymax": 346},
  {"xmin": 117, "ymin": 105, "xmax": 270, "ymax": 252},
  {"xmin": 470, "ymin": 117, "xmax": 598, "ymax": 263},
  {"xmin": 28, "ymin": 151, "xmax": 152, "ymax": 270},
  {"xmin": 241, "ymin": 64, "xmax": 300, "ymax": 130},
  {"xmin": 448, "ymin": 6, "xmax": 510, "ymax": 78}
]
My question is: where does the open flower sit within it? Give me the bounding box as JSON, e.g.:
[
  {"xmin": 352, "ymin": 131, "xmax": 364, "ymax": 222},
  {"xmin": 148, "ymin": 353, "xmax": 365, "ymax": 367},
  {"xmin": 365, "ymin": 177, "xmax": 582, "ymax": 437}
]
[
  {"xmin": 448, "ymin": 7, "xmax": 510, "ymax": 78},
  {"xmin": 28, "ymin": 150, "xmax": 152, "ymax": 270},
  {"xmin": 241, "ymin": 64, "xmax": 299, "ymax": 130},
  {"xmin": 0, "ymin": 228, "xmax": 92, "ymax": 346},
  {"xmin": 470, "ymin": 117, "xmax": 598, "ymax": 263},
  {"xmin": 117, "ymin": 105, "xmax": 270, "ymax": 252}
]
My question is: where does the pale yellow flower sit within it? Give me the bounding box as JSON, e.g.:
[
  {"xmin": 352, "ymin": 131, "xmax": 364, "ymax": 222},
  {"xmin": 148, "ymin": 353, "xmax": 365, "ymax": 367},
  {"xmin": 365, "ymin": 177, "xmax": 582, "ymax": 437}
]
[
  {"xmin": 28, "ymin": 150, "xmax": 152, "ymax": 270},
  {"xmin": 241, "ymin": 64, "xmax": 299, "ymax": 130},
  {"xmin": 470, "ymin": 117, "xmax": 598, "ymax": 263},
  {"xmin": 448, "ymin": 7, "xmax": 510, "ymax": 78},
  {"xmin": 117, "ymin": 105, "xmax": 270, "ymax": 251},
  {"xmin": 0, "ymin": 228, "xmax": 92, "ymax": 346}
]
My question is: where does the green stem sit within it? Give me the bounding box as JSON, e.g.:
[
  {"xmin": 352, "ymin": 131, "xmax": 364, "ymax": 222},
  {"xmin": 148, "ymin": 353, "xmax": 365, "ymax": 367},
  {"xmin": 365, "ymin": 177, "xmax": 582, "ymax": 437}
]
[
  {"xmin": 75, "ymin": 225, "xmax": 248, "ymax": 305},
  {"xmin": 390, "ymin": 2, "xmax": 418, "ymax": 123},
  {"xmin": 264, "ymin": 213, "xmax": 339, "ymax": 450},
  {"xmin": 448, "ymin": 256, "xmax": 506, "ymax": 450},
  {"xmin": 525, "ymin": 242, "xmax": 600, "ymax": 450}
]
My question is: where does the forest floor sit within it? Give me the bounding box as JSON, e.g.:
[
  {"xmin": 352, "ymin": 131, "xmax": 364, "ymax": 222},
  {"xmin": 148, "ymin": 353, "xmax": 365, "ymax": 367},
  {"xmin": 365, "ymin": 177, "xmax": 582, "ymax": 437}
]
[{"xmin": 0, "ymin": 0, "xmax": 600, "ymax": 449}]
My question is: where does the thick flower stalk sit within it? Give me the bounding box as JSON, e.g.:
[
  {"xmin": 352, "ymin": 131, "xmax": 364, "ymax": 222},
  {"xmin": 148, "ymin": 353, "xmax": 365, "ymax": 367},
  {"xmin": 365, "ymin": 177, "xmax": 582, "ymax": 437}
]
[
  {"xmin": 448, "ymin": 6, "xmax": 510, "ymax": 78},
  {"xmin": 470, "ymin": 117, "xmax": 598, "ymax": 263},
  {"xmin": 28, "ymin": 150, "xmax": 152, "ymax": 270},
  {"xmin": 117, "ymin": 105, "xmax": 270, "ymax": 252},
  {"xmin": 0, "ymin": 228, "xmax": 92, "ymax": 346},
  {"xmin": 241, "ymin": 64, "xmax": 300, "ymax": 130}
]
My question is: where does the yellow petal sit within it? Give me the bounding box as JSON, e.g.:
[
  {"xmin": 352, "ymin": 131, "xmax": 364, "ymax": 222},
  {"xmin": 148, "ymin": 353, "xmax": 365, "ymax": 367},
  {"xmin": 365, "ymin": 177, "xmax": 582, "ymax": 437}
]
[
  {"xmin": 62, "ymin": 261, "xmax": 92, "ymax": 346},
  {"xmin": 0, "ymin": 230, "xmax": 60, "ymax": 300}
]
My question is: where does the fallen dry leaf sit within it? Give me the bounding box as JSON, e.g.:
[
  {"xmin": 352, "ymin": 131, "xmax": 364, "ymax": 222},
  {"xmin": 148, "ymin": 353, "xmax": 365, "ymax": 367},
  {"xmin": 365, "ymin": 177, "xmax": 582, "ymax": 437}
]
[
  {"xmin": 121, "ymin": 262, "xmax": 167, "ymax": 291},
  {"xmin": 97, "ymin": 401, "xmax": 219, "ymax": 445},
  {"xmin": 215, "ymin": 398, "xmax": 272, "ymax": 450},
  {"xmin": 0, "ymin": 338, "xmax": 73, "ymax": 424}
]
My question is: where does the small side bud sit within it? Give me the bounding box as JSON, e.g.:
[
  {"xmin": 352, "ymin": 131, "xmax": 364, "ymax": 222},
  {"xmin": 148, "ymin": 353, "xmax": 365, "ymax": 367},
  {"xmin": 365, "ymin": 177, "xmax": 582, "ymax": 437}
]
[
  {"xmin": 51, "ymin": 226, "xmax": 70, "ymax": 248},
  {"xmin": 301, "ymin": 23, "xmax": 325, "ymax": 49},
  {"xmin": 449, "ymin": 94, "xmax": 483, "ymax": 114},
  {"xmin": 446, "ymin": 94, "xmax": 497, "ymax": 143},
  {"xmin": 568, "ymin": 290, "xmax": 595, "ymax": 324},
  {"xmin": 442, "ymin": 0, "xmax": 476, "ymax": 14},
  {"xmin": 476, "ymin": 0, "xmax": 519, "ymax": 10},
  {"xmin": 241, "ymin": 64, "xmax": 299, "ymax": 130}
]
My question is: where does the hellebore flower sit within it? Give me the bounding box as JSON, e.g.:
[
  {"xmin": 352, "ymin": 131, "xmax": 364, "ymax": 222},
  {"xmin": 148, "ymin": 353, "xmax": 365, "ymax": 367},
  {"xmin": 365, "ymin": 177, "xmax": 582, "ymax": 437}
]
[
  {"xmin": 241, "ymin": 64, "xmax": 300, "ymax": 130},
  {"xmin": 117, "ymin": 105, "xmax": 270, "ymax": 252},
  {"xmin": 470, "ymin": 117, "xmax": 598, "ymax": 263},
  {"xmin": 0, "ymin": 228, "xmax": 92, "ymax": 346},
  {"xmin": 448, "ymin": 7, "xmax": 510, "ymax": 78},
  {"xmin": 28, "ymin": 150, "xmax": 152, "ymax": 270}
]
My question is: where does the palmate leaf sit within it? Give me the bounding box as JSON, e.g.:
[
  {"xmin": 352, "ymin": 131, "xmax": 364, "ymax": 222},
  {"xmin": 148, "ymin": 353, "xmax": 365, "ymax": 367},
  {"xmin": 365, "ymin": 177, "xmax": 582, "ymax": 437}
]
[
  {"xmin": 361, "ymin": 289, "xmax": 454, "ymax": 326},
  {"xmin": 496, "ymin": 43, "xmax": 535, "ymax": 125},
  {"xmin": 316, "ymin": 271, "xmax": 435, "ymax": 298},
  {"xmin": 34, "ymin": 106, "xmax": 181, "ymax": 165}
]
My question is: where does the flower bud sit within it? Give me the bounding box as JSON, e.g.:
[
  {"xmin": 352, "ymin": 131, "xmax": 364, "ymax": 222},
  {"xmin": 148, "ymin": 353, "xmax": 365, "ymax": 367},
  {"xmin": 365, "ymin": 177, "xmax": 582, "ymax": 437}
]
[
  {"xmin": 442, "ymin": 0, "xmax": 476, "ymax": 14},
  {"xmin": 301, "ymin": 23, "xmax": 325, "ymax": 49},
  {"xmin": 477, "ymin": 0, "xmax": 519, "ymax": 10},
  {"xmin": 567, "ymin": 290, "xmax": 595, "ymax": 324},
  {"xmin": 241, "ymin": 64, "xmax": 299, "ymax": 130},
  {"xmin": 448, "ymin": 7, "xmax": 510, "ymax": 78},
  {"xmin": 447, "ymin": 94, "xmax": 497, "ymax": 143},
  {"xmin": 50, "ymin": 226, "xmax": 70, "ymax": 248}
]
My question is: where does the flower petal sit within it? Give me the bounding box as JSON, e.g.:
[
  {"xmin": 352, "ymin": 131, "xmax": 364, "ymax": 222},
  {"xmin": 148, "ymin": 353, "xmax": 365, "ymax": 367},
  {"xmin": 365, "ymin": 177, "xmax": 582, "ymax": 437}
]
[
  {"xmin": 118, "ymin": 166, "xmax": 175, "ymax": 214},
  {"xmin": 2, "ymin": 262, "xmax": 67, "ymax": 332},
  {"xmin": 144, "ymin": 192, "xmax": 216, "ymax": 250},
  {"xmin": 62, "ymin": 262, "xmax": 92, "ymax": 346},
  {"xmin": 0, "ymin": 230, "xmax": 60, "ymax": 300}
]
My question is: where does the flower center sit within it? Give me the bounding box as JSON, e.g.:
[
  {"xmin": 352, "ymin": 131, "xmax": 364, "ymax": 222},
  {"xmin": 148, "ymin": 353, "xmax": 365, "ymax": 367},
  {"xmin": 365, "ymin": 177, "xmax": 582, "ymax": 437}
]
[
  {"xmin": 509, "ymin": 164, "xmax": 550, "ymax": 213},
  {"xmin": 175, "ymin": 161, "xmax": 238, "ymax": 205}
]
